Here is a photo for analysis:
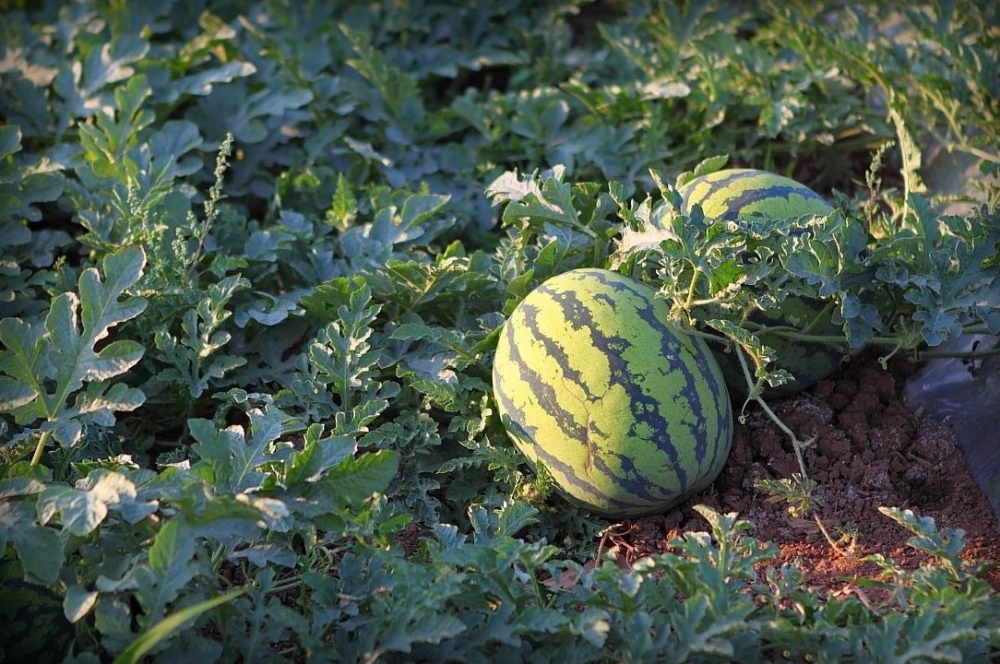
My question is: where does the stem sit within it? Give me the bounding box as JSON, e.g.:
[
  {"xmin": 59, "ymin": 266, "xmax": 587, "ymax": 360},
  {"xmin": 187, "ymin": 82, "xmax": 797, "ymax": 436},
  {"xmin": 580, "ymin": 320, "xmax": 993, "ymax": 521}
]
[
  {"xmin": 732, "ymin": 338, "xmax": 764, "ymax": 405},
  {"xmin": 926, "ymin": 126, "xmax": 1000, "ymax": 164},
  {"xmin": 687, "ymin": 328, "xmax": 730, "ymax": 345},
  {"xmin": 734, "ymin": 346, "xmax": 852, "ymax": 558},
  {"xmin": 801, "ymin": 300, "xmax": 836, "ymax": 335},
  {"xmin": 30, "ymin": 429, "xmax": 51, "ymax": 467},
  {"xmin": 733, "ymin": 347, "xmax": 808, "ymax": 482},
  {"xmin": 210, "ymin": 543, "xmax": 228, "ymax": 572},
  {"xmin": 688, "ymin": 298, "xmax": 723, "ymax": 307},
  {"xmin": 748, "ymin": 328, "xmax": 848, "ymax": 346},
  {"xmin": 812, "ymin": 515, "xmax": 851, "ymax": 559},
  {"xmin": 878, "ymin": 337, "xmax": 906, "ymax": 369},
  {"xmin": 684, "ymin": 271, "xmax": 700, "ymax": 310}
]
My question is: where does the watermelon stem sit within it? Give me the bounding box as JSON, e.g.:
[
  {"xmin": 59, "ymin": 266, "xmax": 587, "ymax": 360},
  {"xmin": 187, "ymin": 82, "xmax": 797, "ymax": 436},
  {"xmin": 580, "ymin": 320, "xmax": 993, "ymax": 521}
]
[
  {"xmin": 919, "ymin": 345, "xmax": 1000, "ymax": 360},
  {"xmin": 878, "ymin": 341, "xmax": 905, "ymax": 370},
  {"xmin": 684, "ymin": 271, "xmax": 701, "ymax": 310},
  {"xmin": 734, "ymin": 345, "xmax": 854, "ymax": 558},
  {"xmin": 745, "ymin": 325, "xmax": 847, "ymax": 347},
  {"xmin": 29, "ymin": 429, "xmax": 50, "ymax": 467},
  {"xmin": 801, "ymin": 301, "xmax": 837, "ymax": 336}
]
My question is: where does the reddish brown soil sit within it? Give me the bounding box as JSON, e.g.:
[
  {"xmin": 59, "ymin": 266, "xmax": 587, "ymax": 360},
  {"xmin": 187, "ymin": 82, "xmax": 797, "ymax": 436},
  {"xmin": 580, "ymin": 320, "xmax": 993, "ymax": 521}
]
[{"xmin": 605, "ymin": 350, "xmax": 1000, "ymax": 598}]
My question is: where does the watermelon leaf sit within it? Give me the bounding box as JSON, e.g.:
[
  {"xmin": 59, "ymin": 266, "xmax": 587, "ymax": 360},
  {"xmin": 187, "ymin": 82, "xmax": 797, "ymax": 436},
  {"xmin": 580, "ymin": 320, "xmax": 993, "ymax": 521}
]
[
  {"xmin": 188, "ymin": 406, "xmax": 300, "ymax": 494},
  {"xmin": 136, "ymin": 518, "xmax": 198, "ymax": 615},
  {"xmin": 0, "ymin": 247, "xmax": 147, "ymax": 461},
  {"xmin": 65, "ymin": 584, "xmax": 99, "ymax": 623},
  {"xmin": 0, "ymin": 499, "xmax": 65, "ymax": 583},
  {"xmin": 315, "ymin": 449, "xmax": 400, "ymax": 506},
  {"xmin": 35, "ymin": 471, "xmax": 151, "ymax": 537}
]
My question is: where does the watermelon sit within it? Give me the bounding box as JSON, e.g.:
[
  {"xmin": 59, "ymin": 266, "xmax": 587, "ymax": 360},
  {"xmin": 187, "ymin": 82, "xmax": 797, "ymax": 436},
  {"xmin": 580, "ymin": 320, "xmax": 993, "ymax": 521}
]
[
  {"xmin": 0, "ymin": 576, "xmax": 75, "ymax": 661},
  {"xmin": 679, "ymin": 168, "xmax": 846, "ymax": 399},
  {"xmin": 492, "ymin": 268, "xmax": 732, "ymax": 518},
  {"xmin": 678, "ymin": 168, "xmax": 833, "ymax": 226}
]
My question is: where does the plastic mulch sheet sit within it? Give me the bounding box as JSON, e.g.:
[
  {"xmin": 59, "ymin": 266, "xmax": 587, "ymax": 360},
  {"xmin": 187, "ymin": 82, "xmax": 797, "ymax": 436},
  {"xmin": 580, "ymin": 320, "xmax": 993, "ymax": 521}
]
[{"xmin": 903, "ymin": 335, "xmax": 1000, "ymax": 526}]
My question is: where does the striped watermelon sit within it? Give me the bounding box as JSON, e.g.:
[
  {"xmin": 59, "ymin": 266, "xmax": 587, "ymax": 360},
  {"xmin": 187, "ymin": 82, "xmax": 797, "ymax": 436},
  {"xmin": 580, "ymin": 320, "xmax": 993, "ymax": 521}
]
[
  {"xmin": 678, "ymin": 168, "xmax": 833, "ymax": 226},
  {"xmin": 679, "ymin": 168, "xmax": 846, "ymax": 399},
  {"xmin": 0, "ymin": 578, "xmax": 75, "ymax": 661},
  {"xmin": 492, "ymin": 268, "xmax": 732, "ymax": 518}
]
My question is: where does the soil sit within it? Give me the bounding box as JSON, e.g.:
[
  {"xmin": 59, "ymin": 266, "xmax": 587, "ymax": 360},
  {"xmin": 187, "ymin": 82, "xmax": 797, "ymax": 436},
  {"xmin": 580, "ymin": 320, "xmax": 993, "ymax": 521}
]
[{"xmin": 605, "ymin": 349, "xmax": 1000, "ymax": 598}]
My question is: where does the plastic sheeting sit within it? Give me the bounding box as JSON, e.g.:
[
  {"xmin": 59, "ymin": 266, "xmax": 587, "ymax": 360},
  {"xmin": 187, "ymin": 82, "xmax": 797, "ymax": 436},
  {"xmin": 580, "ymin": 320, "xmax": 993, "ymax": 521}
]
[{"xmin": 903, "ymin": 335, "xmax": 1000, "ymax": 525}]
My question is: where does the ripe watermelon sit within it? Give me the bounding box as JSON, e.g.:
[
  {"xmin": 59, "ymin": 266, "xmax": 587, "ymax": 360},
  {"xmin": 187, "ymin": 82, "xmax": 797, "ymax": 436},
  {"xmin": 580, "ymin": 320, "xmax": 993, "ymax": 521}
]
[
  {"xmin": 492, "ymin": 268, "xmax": 732, "ymax": 518},
  {"xmin": 679, "ymin": 168, "xmax": 846, "ymax": 399}
]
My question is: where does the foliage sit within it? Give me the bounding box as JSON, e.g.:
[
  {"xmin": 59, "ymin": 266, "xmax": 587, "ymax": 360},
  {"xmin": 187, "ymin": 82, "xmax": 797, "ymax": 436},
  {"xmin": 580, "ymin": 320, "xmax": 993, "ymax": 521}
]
[{"xmin": 1, "ymin": 0, "xmax": 998, "ymax": 661}]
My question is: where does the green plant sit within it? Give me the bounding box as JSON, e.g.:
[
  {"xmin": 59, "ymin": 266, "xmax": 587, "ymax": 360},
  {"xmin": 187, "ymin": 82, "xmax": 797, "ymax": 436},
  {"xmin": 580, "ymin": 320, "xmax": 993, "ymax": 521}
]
[{"xmin": 1, "ymin": 1, "xmax": 998, "ymax": 660}]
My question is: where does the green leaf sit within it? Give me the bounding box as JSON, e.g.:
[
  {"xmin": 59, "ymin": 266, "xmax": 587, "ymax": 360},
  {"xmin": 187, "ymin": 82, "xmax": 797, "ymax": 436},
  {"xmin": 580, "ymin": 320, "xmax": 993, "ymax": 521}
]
[
  {"xmin": 29, "ymin": 471, "xmax": 151, "ymax": 543},
  {"xmin": 75, "ymin": 381, "xmax": 146, "ymax": 428},
  {"xmin": 318, "ymin": 449, "xmax": 399, "ymax": 505},
  {"xmin": 133, "ymin": 517, "xmax": 200, "ymax": 619},
  {"xmin": 0, "ymin": 375, "xmax": 37, "ymax": 411},
  {"xmin": 65, "ymin": 584, "xmax": 99, "ymax": 623},
  {"xmin": 377, "ymin": 611, "xmax": 467, "ymax": 656},
  {"xmin": 153, "ymin": 275, "xmax": 248, "ymax": 398},
  {"xmin": 677, "ymin": 154, "xmax": 730, "ymax": 188},
  {"xmin": 284, "ymin": 437, "xmax": 324, "ymax": 486},
  {"xmin": 0, "ymin": 247, "xmax": 147, "ymax": 434},
  {"xmin": 324, "ymin": 172, "xmax": 358, "ymax": 231},
  {"xmin": 167, "ymin": 62, "xmax": 257, "ymax": 103},
  {"xmin": 84, "ymin": 35, "xmax": 149, "ymax": 99},
  {"xmin": 878, "ymin": 507, "xmax": 971, "ymax": 580},
  {"xmin": 149, "ymin": 517, "xmax": 196, "ymax": 578},
  {"xmin": 0, "ymin": 125, "xmax": 20, "ymax": 158},
  {"xmin": 574, "ymin": 608, "xmax": 611, "ymax": 647},
  {"xmin": 188, "ymin": 418, "xmax": 242, "ymax": 487},
  {"xmin": 0, "ymin": 477, "xmax": 47, "ymax": 499},
  {"xmin": 78, "ymin": 470, "xmax": 157, "ymax": 524},
  {"xmin": 399, "ymin": 193, "xmax": 451, "ymax": 229},
  {"xmin": 0, "ymin": 498, "xmax": 64, "ymax": 583},
  {"xmin": 189, "ymin": 407, "xmax": 298, "ymax": 494},
  {"xmin": 496, "ymin": 500, "xmax": 541, "ymax": 538},
  {"xmin": 0, "ymin": 125, "xmax": 65, "ymax": 222}
]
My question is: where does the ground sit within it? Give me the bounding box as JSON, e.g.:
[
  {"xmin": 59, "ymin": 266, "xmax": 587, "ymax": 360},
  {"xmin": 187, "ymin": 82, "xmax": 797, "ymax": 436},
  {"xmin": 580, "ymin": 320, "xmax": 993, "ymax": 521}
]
[{"xmin": 607, "ymin": 349, "xmax": 1000, "ymax": 596}]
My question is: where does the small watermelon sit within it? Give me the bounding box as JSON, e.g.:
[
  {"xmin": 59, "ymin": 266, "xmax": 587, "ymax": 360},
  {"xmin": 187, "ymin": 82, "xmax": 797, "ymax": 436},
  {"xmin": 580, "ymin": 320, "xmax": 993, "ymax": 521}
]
[
  {"xmin": 492, "ymin": 268, "xmax": 732, "ymax": 518},
  {"xmin": 679, "ymin": 168, "xmax": 846, "ymax": 399}
]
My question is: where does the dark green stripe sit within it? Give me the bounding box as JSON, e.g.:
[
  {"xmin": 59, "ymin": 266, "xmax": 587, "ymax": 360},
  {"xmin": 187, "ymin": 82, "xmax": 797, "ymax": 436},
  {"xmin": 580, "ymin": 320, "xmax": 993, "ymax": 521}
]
[
  {"xmin": 544, "ymin": 274, "xmax": 690, "ymax": 488},
  {"xmin": 592, "ymin": 273, "xmax": 727, "ymax": 469},
  {"xmin": 493, "ymin": 318, "xmax": 586, "ymax": 456}
]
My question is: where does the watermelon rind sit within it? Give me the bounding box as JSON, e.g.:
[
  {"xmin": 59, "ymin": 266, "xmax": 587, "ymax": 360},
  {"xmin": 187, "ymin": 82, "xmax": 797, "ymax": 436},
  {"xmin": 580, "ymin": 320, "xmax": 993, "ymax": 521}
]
[{"xmin": 492, "ymin": 268, "xmax": 733, "ymax": 518}]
